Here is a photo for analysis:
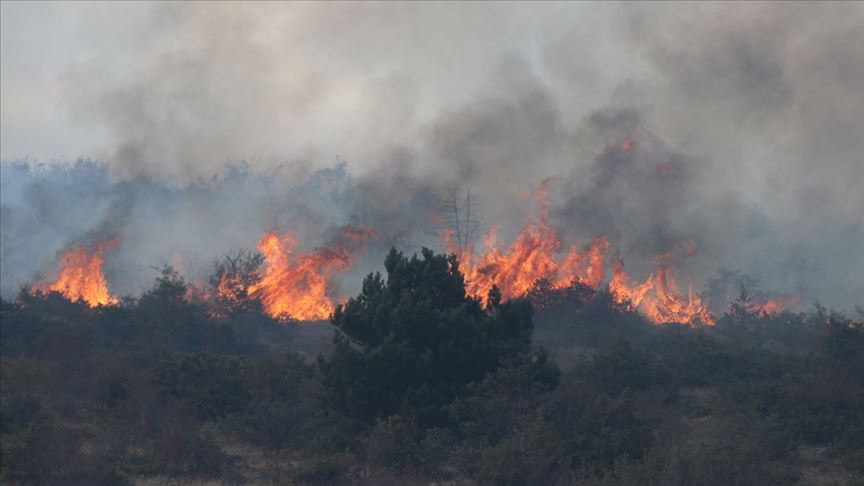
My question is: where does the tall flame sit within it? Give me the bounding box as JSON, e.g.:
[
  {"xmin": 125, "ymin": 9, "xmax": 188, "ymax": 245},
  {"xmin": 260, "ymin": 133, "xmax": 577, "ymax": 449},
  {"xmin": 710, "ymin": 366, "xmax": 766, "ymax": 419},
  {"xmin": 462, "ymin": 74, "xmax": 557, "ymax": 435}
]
[
  {"xmin": 609, "ymin": 258, "xmax": 653, "ymax": 309},
  {"xmin": 445, "ymin": 181, "xmax": 610, "ymax": 304},
  {"xmin": 244, "ymin": 227, "xmax": 375, "ymax": 321},
  {"xmin": 443, "ymin": 182, "xmax": 714, "ymax": 326},
  {"xmin": 34, "ymin": 239, "xmax": 120, "ymax": 307}
]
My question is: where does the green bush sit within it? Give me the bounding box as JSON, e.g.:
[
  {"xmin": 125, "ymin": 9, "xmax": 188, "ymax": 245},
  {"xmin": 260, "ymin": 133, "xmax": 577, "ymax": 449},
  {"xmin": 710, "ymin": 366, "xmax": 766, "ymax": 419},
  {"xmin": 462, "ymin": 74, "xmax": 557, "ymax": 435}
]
[
  {"xmin": 365, "ymin": 415, "xmax": 420, "ymax": 471},
  {"xmin": 319, "ymin": 248, "xmax": 553, "ymax": 426},
  {"xmin": 475, "ymin": 412, "xmax": 561, "ymax": 486},
  {"xmin": 153, "ymin": 427, "xmax": 231, "ymax": 477},
  {"xmin": 154, "ymin": 352, "xmax": 248, "ymax": 420}
]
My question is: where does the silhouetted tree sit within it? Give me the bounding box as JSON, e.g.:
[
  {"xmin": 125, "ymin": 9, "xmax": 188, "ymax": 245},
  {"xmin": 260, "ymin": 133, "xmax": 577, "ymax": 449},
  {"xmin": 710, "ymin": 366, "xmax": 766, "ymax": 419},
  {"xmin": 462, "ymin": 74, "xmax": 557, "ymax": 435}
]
[
  {"xmin": 726, "ymin": 284, "xmax": 758, "ymax": 322},
  {"xmin": 319, "ymin": 247, "xmax": 555, "ymax": 426}
]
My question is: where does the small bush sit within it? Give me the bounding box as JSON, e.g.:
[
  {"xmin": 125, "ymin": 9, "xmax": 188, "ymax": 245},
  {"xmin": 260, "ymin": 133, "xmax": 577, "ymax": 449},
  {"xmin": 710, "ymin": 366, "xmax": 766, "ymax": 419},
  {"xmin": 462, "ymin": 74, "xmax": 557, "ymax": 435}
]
[
  {"xmin": 153, "ymin": 428, "xmax": 230, "ymax": 477},
  {"xmin": 291, "ymin": 453, "xmax": 352, "ymax": 485},
  {"xmin": 365, "ymin": 415, "xmax": 419, "ymax": 471},
  {"xmin": 475, "ymin": 412, "xmax": 561, "ymax": 485}
]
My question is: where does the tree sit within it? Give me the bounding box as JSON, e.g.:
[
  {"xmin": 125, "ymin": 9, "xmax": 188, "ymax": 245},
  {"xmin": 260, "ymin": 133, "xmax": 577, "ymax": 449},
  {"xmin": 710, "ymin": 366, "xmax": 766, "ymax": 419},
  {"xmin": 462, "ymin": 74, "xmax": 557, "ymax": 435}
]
[
  {"xmin": 136, "ymin": 266, "xmax": 240, "ymax": 353},
  {"xmin": 725, "ymin": 284, "xmax": 759, "ymax": 322},
  {"xmin": 319, "ymin": 247, "xmax": 551, "ymax": 426}
]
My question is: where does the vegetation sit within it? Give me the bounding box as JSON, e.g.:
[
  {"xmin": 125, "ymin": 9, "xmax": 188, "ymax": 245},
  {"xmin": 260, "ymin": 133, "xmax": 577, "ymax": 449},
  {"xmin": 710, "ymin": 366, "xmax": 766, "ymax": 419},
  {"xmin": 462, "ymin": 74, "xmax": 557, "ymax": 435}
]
[
  {"xmin": 1, "ymin": 249, "xmax": 862, "ymax": 485},
  {"xmin": 320, "ymin": 248, "xmax": 556, "ymax": 427}
]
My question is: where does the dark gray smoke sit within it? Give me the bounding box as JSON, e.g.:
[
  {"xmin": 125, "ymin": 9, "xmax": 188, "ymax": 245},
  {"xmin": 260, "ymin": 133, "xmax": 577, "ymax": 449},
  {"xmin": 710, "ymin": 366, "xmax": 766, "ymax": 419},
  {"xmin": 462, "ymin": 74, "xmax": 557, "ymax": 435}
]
[{"xmin": 1, "ymin": 3, "xmax": 862, "ymax": 311}]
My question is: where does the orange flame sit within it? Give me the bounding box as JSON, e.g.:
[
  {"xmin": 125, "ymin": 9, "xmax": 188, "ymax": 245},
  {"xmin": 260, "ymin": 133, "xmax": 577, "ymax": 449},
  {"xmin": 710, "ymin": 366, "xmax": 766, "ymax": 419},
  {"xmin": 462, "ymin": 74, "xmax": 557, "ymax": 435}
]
[
  {"xmin": 34, "ymin": 239, "xmax": 120, "ymax": 307},
  {"xmin": 609, "ymin": 258, "xmax": 653, "ymax": 309},
  {"xmin": 443, "ymin": 181, "xmax": 714, "ymax": 326},
  {"xmin": 445, "ymin": 181, "xmax": 609, "ymax": 304},
  {"xmin": 209, "ymin": 273, "xmax": 248, "ymax": 314},
  {"xmin": 610, "ymin": 254, "xmax": 714, "ymax": 326},
  {"xmin": 186, "ymin": 281, "xmax": 214, "ymax": 307},
  {"xmin": 753, "ymin": 295, "xmax": 800, "ymax": 315},
  {"xmin": 244, "ymin": 227, "xmax": 376, "ymax": 321}
]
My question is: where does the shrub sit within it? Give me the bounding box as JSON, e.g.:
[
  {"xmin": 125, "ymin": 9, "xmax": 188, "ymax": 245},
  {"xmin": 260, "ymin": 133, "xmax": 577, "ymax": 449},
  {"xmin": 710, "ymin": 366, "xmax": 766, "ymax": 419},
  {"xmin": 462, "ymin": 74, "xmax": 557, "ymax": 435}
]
[
  {"xmin": 365, "ymin": 415, "xmax": 419, "ymax": 471},
  {"xmin": 319, "ymin": 248, "xmax": 552, "ymax": 426}
]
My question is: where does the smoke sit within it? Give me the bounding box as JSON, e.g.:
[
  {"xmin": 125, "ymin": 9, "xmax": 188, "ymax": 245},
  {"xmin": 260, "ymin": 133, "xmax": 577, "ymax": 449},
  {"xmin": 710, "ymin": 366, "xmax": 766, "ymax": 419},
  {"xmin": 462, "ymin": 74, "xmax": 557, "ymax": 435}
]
[{"xmin": 1, "ymin": 3, "xmax": 862, "ymax": 310}]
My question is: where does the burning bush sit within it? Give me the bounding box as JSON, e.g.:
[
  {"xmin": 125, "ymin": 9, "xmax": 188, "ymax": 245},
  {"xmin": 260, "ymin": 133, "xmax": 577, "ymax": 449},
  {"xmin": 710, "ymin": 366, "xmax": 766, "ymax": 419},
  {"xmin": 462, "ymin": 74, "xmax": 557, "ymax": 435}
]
[
  {"xmin": 224, "ymin": 227, "xmax": 377, "ymax": 322},
  {"xmin": 31, "ymin": 238, "xmax": 120, "ymax": 307}
]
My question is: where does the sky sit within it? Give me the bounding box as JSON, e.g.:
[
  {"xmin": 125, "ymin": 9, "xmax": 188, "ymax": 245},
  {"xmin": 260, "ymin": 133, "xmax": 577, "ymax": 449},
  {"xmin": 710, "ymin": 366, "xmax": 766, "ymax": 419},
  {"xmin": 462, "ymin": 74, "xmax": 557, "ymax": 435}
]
[
  {"xmin": 1, "ymin": 2, "xmax": 863, "ymax": 309},
  {"xmin": 1, "ymin": 2, "xmax": 621, "ymax": 175}
]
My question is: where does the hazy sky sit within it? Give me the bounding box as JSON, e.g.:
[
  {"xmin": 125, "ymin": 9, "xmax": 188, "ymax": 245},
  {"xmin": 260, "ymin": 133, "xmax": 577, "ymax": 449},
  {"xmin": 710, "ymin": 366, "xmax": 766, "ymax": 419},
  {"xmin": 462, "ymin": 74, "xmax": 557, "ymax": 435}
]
[
  {"xmin": 3, "ymin": 2, "xmax": 861, "ymax": 209},
  {"xmin": 2, "ymin": 2, "xmax": 636, "ymax": 170}
]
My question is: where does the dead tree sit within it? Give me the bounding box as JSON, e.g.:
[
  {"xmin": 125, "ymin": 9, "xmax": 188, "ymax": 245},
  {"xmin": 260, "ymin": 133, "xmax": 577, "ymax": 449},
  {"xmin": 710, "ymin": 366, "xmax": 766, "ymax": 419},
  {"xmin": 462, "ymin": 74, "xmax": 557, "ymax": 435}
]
[{"xmin": 436, "ymin": 186, "xmax": 481, "ymax": 254}]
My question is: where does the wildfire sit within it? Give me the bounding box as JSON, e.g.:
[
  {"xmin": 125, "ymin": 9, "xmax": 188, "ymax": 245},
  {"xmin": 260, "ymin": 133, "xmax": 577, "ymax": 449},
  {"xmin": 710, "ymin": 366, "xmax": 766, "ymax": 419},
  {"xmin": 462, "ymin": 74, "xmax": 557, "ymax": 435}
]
[
  {"xmin": 242, "ymin": 227, "xmax": 376, "ymax": 321},
  {"xmin": 753, "ymin": 295, "xmax": 800, "ymax": 316},
  {"xmin": 610, "ymin": 254, "xmax": 714, "ymax": 326},
  {"xmin": 442, "ymin": 181, "xmax": 715, "ymax": 326},
  {"xmin": 216, "ymin": 275, "xmax": 245, "ymax": 308},
  {"xmin": 444, "ymin": 181, "xmax": 610, "ymax": 304},
  {"xmin": 33, "ymin": 239, "xmax": 120, "ymax": 307},
  {"xmin": 26, "ymin": 177, "xmax": 717, "ymax": 327},
  {"xmin": 609, "ymin": 258, "xmax": 653, "ymax": 309}
]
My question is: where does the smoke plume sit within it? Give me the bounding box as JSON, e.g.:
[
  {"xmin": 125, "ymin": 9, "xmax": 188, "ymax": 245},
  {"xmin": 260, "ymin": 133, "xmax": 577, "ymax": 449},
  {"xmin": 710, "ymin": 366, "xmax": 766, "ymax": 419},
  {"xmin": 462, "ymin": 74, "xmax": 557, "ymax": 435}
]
[{"xmin": 1, "ymin": 2, "xmax": 862, "ymax": 310}]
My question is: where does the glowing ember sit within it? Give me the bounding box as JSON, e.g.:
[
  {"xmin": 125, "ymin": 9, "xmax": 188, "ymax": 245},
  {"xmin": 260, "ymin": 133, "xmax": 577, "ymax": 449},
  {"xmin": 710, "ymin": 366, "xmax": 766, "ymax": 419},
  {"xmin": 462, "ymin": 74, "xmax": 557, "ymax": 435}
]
[
  {"xmin": 217, "ymin": 275, "xmax": 241, "ymax": 301},
  {"xmin": 245, "ymin": 227, "xmax": 375, "ymax": 321},
  {"xmin": 444, "ymin": 181, "xmax": 609, "ymax": 304},
  {"xmin": 610, "ymin": 254, "xmax": 714, "ymax": 326},
  {"xmin": 33, "ymin": 239, "xmax": 120, "ymax": 307}
]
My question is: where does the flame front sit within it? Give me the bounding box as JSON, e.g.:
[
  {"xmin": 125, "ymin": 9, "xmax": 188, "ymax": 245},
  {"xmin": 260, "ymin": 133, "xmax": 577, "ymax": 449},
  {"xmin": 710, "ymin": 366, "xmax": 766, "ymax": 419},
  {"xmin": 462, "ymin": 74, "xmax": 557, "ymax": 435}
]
[
  {"xmin": 34, "ymin": 239, "xmax": 119, "ymax": 307},
  {"xmin": 445, "ymin": 181, "xmax": 610, "ymax": 304},
  {"xmin": 610, "ymin": 254, "xmax": 714, "ymax": 326},
  {"xmin": 443, "ymin": 182, "xmax": 714, "ymax": 326},
  {"xmin": 244, "ymin": 228, "xmax": 375, "ymax": 321},
  {"xmin": 609, "ymin": 258, "xmax": 653, "ymax": 309}
]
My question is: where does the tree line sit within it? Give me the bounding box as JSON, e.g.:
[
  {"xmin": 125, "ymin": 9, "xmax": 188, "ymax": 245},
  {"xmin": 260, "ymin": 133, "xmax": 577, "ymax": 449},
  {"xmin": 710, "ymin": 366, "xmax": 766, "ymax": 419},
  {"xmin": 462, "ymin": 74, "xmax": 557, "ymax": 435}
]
[{"xmin": 1, "ymin": 248, "xmax": 862, "ymax": 484}]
